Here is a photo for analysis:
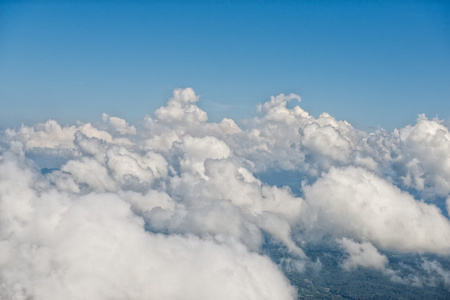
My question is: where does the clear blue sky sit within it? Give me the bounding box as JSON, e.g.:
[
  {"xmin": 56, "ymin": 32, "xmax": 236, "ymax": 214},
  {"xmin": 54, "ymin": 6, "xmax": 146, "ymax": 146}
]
[{"xmin": 1, "ymin": 0, "xmax": 449, "ymax": 130}]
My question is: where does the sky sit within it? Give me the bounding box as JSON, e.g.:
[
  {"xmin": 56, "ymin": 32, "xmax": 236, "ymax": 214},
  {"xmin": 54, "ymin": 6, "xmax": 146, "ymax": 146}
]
[
  {"xmin": 2, "ymin": 2, "xmax": 450, "ymax": 298},
  {"xmin": 0, "ymin": 0, "xmax": 449, "ymax": 130}
]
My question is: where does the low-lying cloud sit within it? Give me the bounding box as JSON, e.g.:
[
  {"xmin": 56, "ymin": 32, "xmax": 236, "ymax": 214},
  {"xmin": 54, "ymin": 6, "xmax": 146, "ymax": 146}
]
[{"xmin": 1, "ymin": 88, "xmax": 450, "ymax": 298}]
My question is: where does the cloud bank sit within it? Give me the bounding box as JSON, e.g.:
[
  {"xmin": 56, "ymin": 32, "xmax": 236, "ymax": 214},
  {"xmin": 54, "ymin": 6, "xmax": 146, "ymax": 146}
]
[{"xmin": 1, "ymin": 88, "xmax": 450, "ymax": 298}]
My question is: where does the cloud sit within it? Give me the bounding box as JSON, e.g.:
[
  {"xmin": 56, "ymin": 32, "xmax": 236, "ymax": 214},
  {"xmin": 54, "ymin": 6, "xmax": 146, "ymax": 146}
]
[
  {"xmin": 4, "ymin": 120, "xmax": 113, "ymax": 151},
  {"xmin": 102, "ymin": 113, "xmax": 137, "ymax": 135},
  {"xmin": 302, "ymin": 166, "xmax": 450, "ymax": 254},
  {"xmin": 338, "ymin": 238, "xmax": 388, "ymax": 271},
  {"xmin": 421, "ymin": 259, "xmax": 450, "ymax": 288},
  {"xmin": 227, "ymin": 92, "xmax": 367, "ymax": 176},
  {"xmin": 398, "ymin": 114, "xmax": 450, "ymax": 196},
  {"xmin": 154, "ymin": 87, "xmax": 207, "ymax": 126},
  {"xmin": 0, "ymin": 154, "xmax": 296, "ymax": 300},
  {"xmin": 385, "ymin": 259, "xmax": 450, "ymax": 290},
  {"xmin": 2, "ymin": 87, "xmax": 450, "ymax": 298},
  {"xmin": 175, "ymin": 135, "xmax": 231, "ymax": 178}
]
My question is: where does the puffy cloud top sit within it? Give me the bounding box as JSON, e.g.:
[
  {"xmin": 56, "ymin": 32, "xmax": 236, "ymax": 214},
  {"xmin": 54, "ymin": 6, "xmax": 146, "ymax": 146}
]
[
  {"xmin": 303, "ymin": 167, "xmax": 450, "ymax": 254},
  {"xmin": 1, "ymin": 88, "xmax": 450, "ymax": 298}
]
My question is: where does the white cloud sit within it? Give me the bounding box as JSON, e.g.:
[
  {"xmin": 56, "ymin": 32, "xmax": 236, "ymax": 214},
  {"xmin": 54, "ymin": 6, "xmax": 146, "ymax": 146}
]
[
  {"xmin": 154, "ymin": 88, "xmax": 207, "ymax": 126},
  {"xmin": 175, "ymin": 135, "xmax": 231, "ymax": 178},
  {"xmin": 4, "ymin": 120, "xmax": 113, "ymax": 151},
  {"xmin": 303, "ymin": 166, "xmax": 450, "ymax": 254},
  {"xmin": 0, "ymin": 154, "xmax": 296, "ymax": 300},
  {"xmin": 102, "ymin": 113, "xmax": 137, "ymax": 135},
  {"xmin": 338, "ymin": 238, "xmax": 388, "ymax": 271},
  {"xmin": 398, "ymin": 114, "xmax": 450, "ymax": 196},
  {"xmin": 2, "ymin": 87, "xmax": 450, "ymax": 297}
]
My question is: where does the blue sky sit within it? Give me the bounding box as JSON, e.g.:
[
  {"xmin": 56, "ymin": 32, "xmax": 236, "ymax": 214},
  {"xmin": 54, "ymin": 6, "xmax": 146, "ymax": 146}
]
[{"xmin": 1, "ymin": 0, "xmax": 449, "ymax": 130}]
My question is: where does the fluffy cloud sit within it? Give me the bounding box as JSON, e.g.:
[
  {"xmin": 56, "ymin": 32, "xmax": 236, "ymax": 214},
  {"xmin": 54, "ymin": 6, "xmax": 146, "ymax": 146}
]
[
  {"xmin": 338, "ymin": 238, "xmax": 388, "ymax": 271},
  {"xmin": 398, "ymin": 115, "xmax": 450, "ymax": 196},
  {"xmin": 303, "ymin": 166, "xmax": 450, "ymax": 254},
  {"xmin": 102, "ymin": 113, "xmax": 137, "ymax": 135},
  {"xmin": 227, "ymin": 92, "xmax": 367, "ymax": 176},
  {"xmin": 0, "ymin": 154, "xmax": 296, "ymax": 300},
  {"xmin": 2, "ymin": 87, "xmax": 450, "ymax": 298},
  {"xmin": 3, "ymin": 120, "xmax": 113, "ymax": 151}
]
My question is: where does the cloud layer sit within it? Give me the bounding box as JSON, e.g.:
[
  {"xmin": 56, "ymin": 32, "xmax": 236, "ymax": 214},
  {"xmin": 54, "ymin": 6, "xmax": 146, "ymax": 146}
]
[{"xmin": 1, "ymin": 88, "xmax": 450, "ymax": 298}]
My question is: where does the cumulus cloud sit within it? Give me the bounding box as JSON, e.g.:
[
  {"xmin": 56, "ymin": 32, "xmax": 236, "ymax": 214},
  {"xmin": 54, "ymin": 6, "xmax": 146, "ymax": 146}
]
[
  {"xmin": 3, "ymin": 120, "xmax": 113, "ymax": 151},
  {"xmin": 102, "ymin": 113, "xmax": 137, "ymax": 135},
  {"xmin": 303, "ymin": 166, "xmax": 450, "ymax": 254},
  {"xmin": 338, "ymin": 238, "xmax": 388, "ymax": 271},
  {"xmin": 398, "ymin": 114, "xmax": 450, "ymax": 196},
  {"xmin": 0, "ymin": 153, "xmax": 296, "ymax": 300},
  {"xmin": 1, "ymin": 87, "xmax": 450, "ymax": 298}
]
